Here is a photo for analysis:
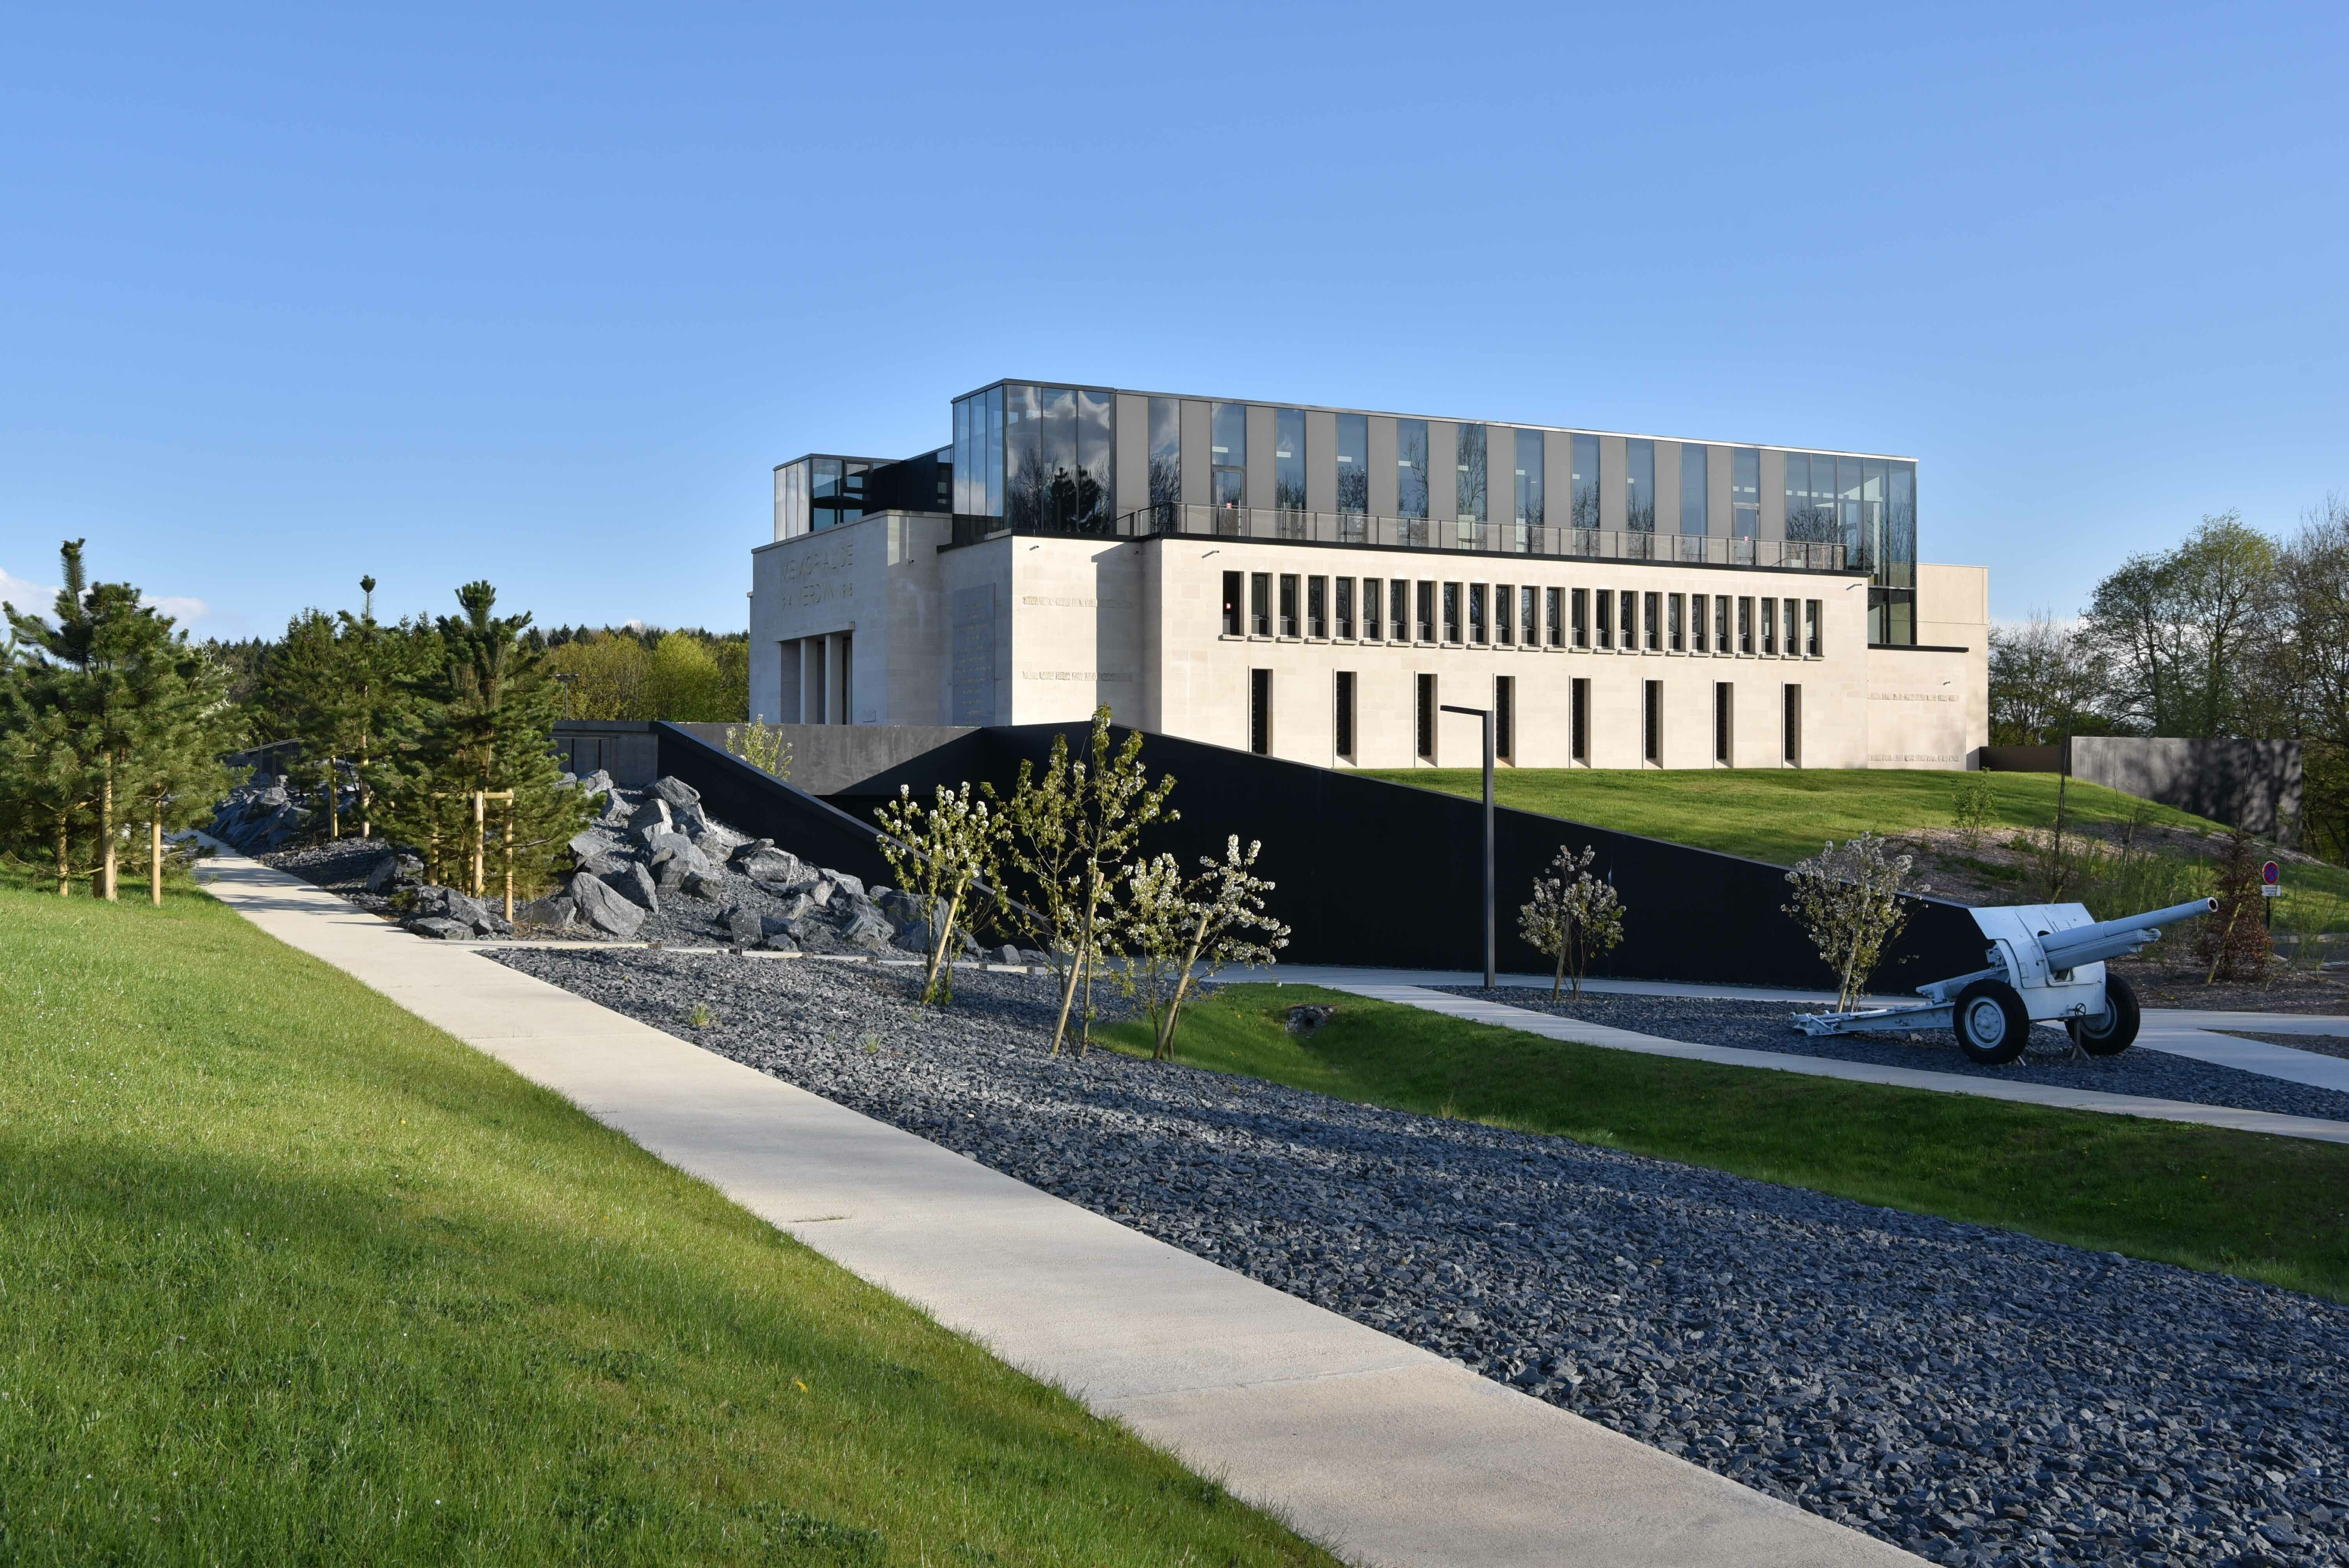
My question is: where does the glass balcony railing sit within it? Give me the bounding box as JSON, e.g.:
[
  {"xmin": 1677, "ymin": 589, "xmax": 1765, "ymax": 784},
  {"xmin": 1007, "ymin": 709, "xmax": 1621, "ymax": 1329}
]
[{"xmin": 952, "ymin": 504, "xmax": 1850, "ymax": 572}]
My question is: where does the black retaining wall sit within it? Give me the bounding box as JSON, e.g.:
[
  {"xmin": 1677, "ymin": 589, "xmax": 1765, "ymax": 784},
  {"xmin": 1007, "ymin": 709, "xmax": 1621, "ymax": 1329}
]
[{"xmin": 647, "ymin": 718, "xmax": 1984, "ymax": 989}]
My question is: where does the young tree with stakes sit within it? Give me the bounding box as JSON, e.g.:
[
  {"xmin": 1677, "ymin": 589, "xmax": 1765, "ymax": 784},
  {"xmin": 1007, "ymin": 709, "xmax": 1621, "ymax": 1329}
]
[
  {"xmin": 1518, "ymin": 844, "xmax": 1625, "ymax": 999},
  {"xmin": 873, "ymin": 782, "xmax": 1002, "ymax": 1006},
  {"xmin": 1783, "ymin": 834, "xmax": 1916, "ymax": 1012},
  {"xmin": 1117, "ymin": 836, "xmax": 1289, "ymax": 1059}
]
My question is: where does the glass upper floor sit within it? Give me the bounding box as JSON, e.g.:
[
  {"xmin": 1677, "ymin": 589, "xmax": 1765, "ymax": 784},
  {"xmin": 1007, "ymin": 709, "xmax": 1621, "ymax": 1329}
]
[{"xmin": 773, "ymin": 447, "xmax": 952, "ymax": 538}]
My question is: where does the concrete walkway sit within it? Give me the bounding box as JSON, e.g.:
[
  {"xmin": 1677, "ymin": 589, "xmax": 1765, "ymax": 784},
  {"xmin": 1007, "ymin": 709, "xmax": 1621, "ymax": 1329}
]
[
  {"xmin": 1317, "ymin": 984, "xmax": 2349, "ymax": 1147},
  {"xmin": 190, "ymin": 848, "xmax": 1914, "ymax": 1568}
]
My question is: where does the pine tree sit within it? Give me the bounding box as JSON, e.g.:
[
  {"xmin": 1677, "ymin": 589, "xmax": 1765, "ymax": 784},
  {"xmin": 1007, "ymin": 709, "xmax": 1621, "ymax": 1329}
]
[{"xmin": 261, "ymin": 608, "xmax": 351, "ymax": 837}]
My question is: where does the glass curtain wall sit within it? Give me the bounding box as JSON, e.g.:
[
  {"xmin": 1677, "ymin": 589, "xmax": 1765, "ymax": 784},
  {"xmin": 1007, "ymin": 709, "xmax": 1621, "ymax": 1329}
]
[
  {"xmin": 1456, "ymin": 424, "xmax": 1487, "ymax": 525},
  {"xmin": 1148, "ymin": 397, "xmax": 1180, "ymax": 524},
  {"xmin": 1396, "ymin": 419, "xmax": 1429, "ymax": 519},
  {"xmin": 1211, "ymin": 403, "xmax": 1247, "ymax": 510},
  {"xmin": 1275, "ymin": 408, "xmax": 1306, "ymax": 511},
  {"xmin": 1680, "ymin": 445, "xmax": 1707, "ymax": 534},
  {"xmin": 1571, "ymin": 434, "xmax": 1601, "ymax": 530},
  {"xmin": 778, "ymin": 461, "xmax": 809, "ymax": 537},
  {"xmin": 1781, "ymin": 449, "xmax": 1918, "ymax": 641},
  {"xmin": 951, "ymin": 387, "xmax": 1006, "ymax": 519},
  {"xmin": 1513, "ymin": 429, "xmax": 1544, "ymax": 528},
  {"xmin": 1625, "ymin": 439, "xmax": 1656, "ymax": 533},
  {"xmin": 993, "ymin": 384, "xmax": 1113, "ymax": 531},
  {"xmin": 1732, "ymin": 448, "xmax": 1760, "ymax": 538},
  {"xmin": 1335, "ymin": 413, "xmax": 1369, "ymax": 513}
]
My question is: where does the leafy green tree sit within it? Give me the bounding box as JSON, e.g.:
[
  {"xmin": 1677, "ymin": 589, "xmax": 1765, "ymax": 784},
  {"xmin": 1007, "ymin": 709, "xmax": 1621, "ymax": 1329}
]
[
  {"xmin": 1116, "ymin": 837, "xmax": 1288, "ymax": 1058},
  {"xmin": 260, "ymin": 608, "xmax": 353, "ymax": 837}
]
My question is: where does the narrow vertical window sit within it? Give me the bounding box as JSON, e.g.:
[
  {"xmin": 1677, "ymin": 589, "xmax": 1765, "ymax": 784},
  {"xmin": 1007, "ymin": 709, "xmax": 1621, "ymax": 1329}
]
[
  {"xmin": 1738, "ymin": 597, "xmax": 1754, "ymax": 654},
  {"xmin": 1442, "ymin": 582, "xmax": 1462, "ymax": 644},
  {"xmin": 1415, "ymin": 581, "xmax": 1435, "ymax": 643},
  {"xmin": 1618, "ymin": 592, "xmax": 1636, "ymax": 650},
  {"xmin": 1715, "ymin": 595, "xmax": 1730, "ymax": 652},
  {"xmin": 1783, "ymin": 599, "xmax": 1800, "ymax": 659},
  {"xmin": 1363, "ymin": 578, "xmax": 1383, "ymax": 641},
  {"xmin": 1681, "ymin": 445, "xmax": 1708, "ymax": 535},
  {"xmin": 1077, "ymin": 390, "xmax": 1112, "ymax": 529},
  {"xmin": 1732, "ymin": 447, "xmax": 1760, "ymax": 539},
  {"xmin": 1782, "ymin": 684, "xmax": 1802, "ymax": 766},
  {"xmin": 1644, "ymin": 592, "xmax": 1661, "ymax": 652},
  {"xmin": 1570, "ymin": 588, "xmax": 1588, "ymax": 649},
  {"xmin": 1571, "ymin": 434, "xmax": 1601, "ymax": 530},
  {"xmin": 1221, "ymin": 571, "xmax": 1242, "ymax": 636},
  {"xmin": 1307, "ymin": 576, "xmax": 1327, "ymax": 638},
  {"xmin": 1397, "ymin": 420, "xmax": 1429, "ymax": 520},
  {"xmin": 1278, "ymin": 574, "xmax": 1300, "ymax": 638},
  {"xmin": 1148, "ymin": 397, "xmax": 1182, "ymax": 526},
  {"xmin": 1805, "ymin": 599, "xmax": 1822, "ymax": 657},
  {"xmin": 1391, "ymin": 579, "xmax": 1409, "ymax": 641},
  {"xmin": 1250, "ymin": 573, "xmax": 1271, "ymax": 637},
  {"xmin": 1495, "ymin": 676, "xmax": 1515, "ymax": 763},
  {"xmin": 1760, "ymin": 596, "xmax": 1778, "ymax": 656},
  {"xmin": 1715, "ymin": 682, "xmax": 1734, "ymax": 764},
  {"xmin": 1522, "ymin": 587, "xmax": 1540, "ymax": 648},
  {"xmin": 1668, "ymin": 593, "xmax": 1684, "ymax": 652},
  {"xmin": 1468, "ymin": 584, "xmax": 1487, "ymax": 645},
  {"xmin": 1211, "ymin": 403, "xmax": 1247, "ymax": 511},
  {"xmin": 1415, "ymin": 674, "xmax": 1437, "ymax": 761},
  {"xmin": 1275, "ymin": 408, "xmax": 1306, "ymax": 513},
  {"xmin": 1691, "ymin": 593, "xmax": 1708, "ymax": 653},
  {"xmin": 1336, "ymin": 413, "xmax": 1369, "ymax": 514},
  {"xmin": 1570, "ymin": 679, "xmax": 1591, "ymax": 763},
  {"xmin": 1335, "ymin": 577, "xmax": 1355, "ymax": 639},
  {"xmin": 1456, "ymin": 423, "xmax": 1487, "ymax": 526},
  {"xmin": 1514, "ymin": 429, "xmax": 1545, "ymax": 528},
  {"xmin": 1642, "ymin": 680, "xmax": 1663, "ymax": 764},
  {"xmin": 1335, "ymin": 672, "xmax": 1356, "ymax": 761},
  {"xmin": 1249, "ymin": 669, "xmax": 1273, "ymax": 755},
  {"xmin": 1592, "ymin": 589, "xmax": 1611, "ymax": 651},
  {"xmin": 1495, "ymin": 584, "xmax": 1514, "ymax": 645},
  {"xmin": 1625, "ymin": 439, "xmax": 1656, "ymax": 533}
]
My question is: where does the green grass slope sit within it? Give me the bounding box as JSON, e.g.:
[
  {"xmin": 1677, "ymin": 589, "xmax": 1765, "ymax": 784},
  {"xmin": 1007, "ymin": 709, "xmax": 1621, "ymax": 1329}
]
[
  {"xmin": 0, "ymin": 884, "xmax": 1336, "ymax": 1568},
  {"xmin": 1101, "ymin": 984, "xmax": 2349, "ymax": 1303}
]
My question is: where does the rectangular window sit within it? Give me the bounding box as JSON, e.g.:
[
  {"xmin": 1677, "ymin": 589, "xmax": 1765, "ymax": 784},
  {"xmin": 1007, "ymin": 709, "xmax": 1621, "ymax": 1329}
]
[
  {"xmin": 1415, "ymin": 674, "xmax": 1437, "ymax": 761},
  {"xmin": 1782, "ymin": 599, "xmax": 1799, "ymax": 659},
  {"xmin": 1275, "ymin": 408, "xmax": 1306, "ymax": 512},
  {"xmin": 1760, "ymin": 596, "xmax": 1777, "ymax": 656},
  {"xmin": 1443, "ymin": 582, "xmax": 1462, "ymax": 644},
  {"xmin": 1738, "ymin": 596, "xmax": 1754, "ymax": 654},
  {"xmin": 1335, "ymin": 577, "xmax": 1355, "ymax": 639},
  {"xmin": 1513, "ymin": 429, "xmax": 1545, "ymax": 527},
  {"xmin": 1335, "ymin": 672, "xmax": 1356, "ymax": 761},
  {"xmin": 1279, "ymin": 574, "xmax": 1300, "ymax": 638},
  {"xmin": 1397, "ymin": 419, "xmax": 1429, "ymax": 519},
  {"xmin": 1038, "ymin": 387, "xmax": 1078, "ymax": 529},
  {"xmin": 1644, "ymin": 592, "xmax": 1661, "ymax": 652},
  {"xmin": 1416, "ymin": 581, "xmax": 1435, "ymax": 642},
  {"xmin": 1495, "ymin": 676, "xmax": 1515, "ymax": 763},
  {"xmin": 1078, "ymin": 390, "xmax": 1111, "ymax": 529},
  {"xmin": 1221, "ymin": 571, "xmax": 1242, "ymax": 636},
  {"xmin": 1392, "ymin": 578, "xmax": 1409, "ymax": 641},
  {"xmin": 1570, "ymin": 587, "xmax": 1588, "ymax": 649},
  {"xmin": 1625, "ymin": 439, "xmax": 1656, "ymax": 533},
  {"xmin": 1363, "ymin": 578, "xmax": 1383, "ymax": 641},
  {"xmin": 1805, "ymin": 599, "xmax": 1821, "ymax": 657},
  {"xmin": 1782, "ymin": 684, "xmax": 1802, "ymax": 766},
  {"xmin": 1456, "ymin": 424, "xmax": 1487, "ymax": 525},
  {"xmin": 1715, "ymin": 682, "xmax": 1734, "ymax": 764},
  {"xmin": 1620, "ymin": 592, "xmax": 1637, "ymax": 650},
  {"xmin": 1250, "ymin": 572, "xmax": 1271, "ymax": 637},
  {"xmin": 1668, "ymin": 593, "xmax": 1684, "ymax": 652},
  {"xmin": 1211, "ymin": 403, "xmax": 1247, "ymax": 511},
  {"xmin": 1592, "ymin": 589, "xmax": 1611, "ymax": 650},
  {"xmin": 1691, "ymin": 593, "xmax": 1708, "ymax": 653},
  {"xmin": 1714, "ymin": 595, "xmax": 1730, "ymax": 652},
  {"xmin": 1495, "ymin": 584, "xmax": 1514, "ymax": 645},
  {"xmin": 1467, "ymin": 583, "xmax": 1487, "ymax": 644},
  {"xmin": 1571, "ymin": 434, "xmax": 1601, "ymax": 530},
  {"xmin": 1732, "ymin": 447, "xmax": 1760, "ymax": 539},
  {"xmin": 1570, "ymin": 678, "xmax": 1591, "ymax": 763},
  {"xmin": 1148, "ymin": 397, "xmax": 1182, "ymax": 524},
  {"xmin": 1336, "ymin": 413, "xmax": 1369, "ymax": 514},
  {"xmin": 1249, "ymin": 669, "xmax": 1273, "ymax": 755},
  {"xmin": 1681, "ymin": 445, "xmax": 1708, "ymax": 535},
  {"xmin": 1523, "ymin": 586, "xmax": 1540, "ymax": 649},
  {"xmin": 1306, "ymin": 575, "xmax": 1327, "ymax": 638},
  {"xmin": 1643, "ymin": 680, "xmax": 1663, "ymax": 764}
]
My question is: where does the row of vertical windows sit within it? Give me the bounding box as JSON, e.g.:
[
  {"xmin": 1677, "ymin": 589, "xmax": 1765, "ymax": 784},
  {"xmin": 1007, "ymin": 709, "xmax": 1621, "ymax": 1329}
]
[
  {"xmin": 1297, "ymin": 669, "xmax": 1801, "ymax": 768},
  {"xmin": 1219, "ymin": 572, "xmax": 1821, "ymax": 657}
]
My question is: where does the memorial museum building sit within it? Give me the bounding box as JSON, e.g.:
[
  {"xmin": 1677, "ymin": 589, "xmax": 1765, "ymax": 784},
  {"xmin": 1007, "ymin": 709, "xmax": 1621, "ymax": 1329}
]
[{"xmin": 746, "ymin": 380, "xmax": 1989, "ymax": 771}]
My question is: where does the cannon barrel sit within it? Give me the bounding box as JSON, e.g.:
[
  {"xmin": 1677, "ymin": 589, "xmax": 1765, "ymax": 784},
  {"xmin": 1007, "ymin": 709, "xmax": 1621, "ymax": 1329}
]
[{"xmin": 2037, "ymin": 896, "xmax": 2219, "ymax": 971}]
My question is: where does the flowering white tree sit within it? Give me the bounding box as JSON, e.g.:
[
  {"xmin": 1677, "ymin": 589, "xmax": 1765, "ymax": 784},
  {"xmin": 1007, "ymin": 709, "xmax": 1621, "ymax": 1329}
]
[
  {"xmin": 1518, "ymin": 844, "xmax": 1625, "ymax": 999},
  {"xmin": 873, "ymin": 782, "xmax": 1001, "ymax": 1006},
  {"xmin": 1782, "ymin": 833, "xmax": 1915, "ymax": 1010},
  {"xmin": 1117, "ymin": 836, "xmax": 1290, "ymax": 1059}
]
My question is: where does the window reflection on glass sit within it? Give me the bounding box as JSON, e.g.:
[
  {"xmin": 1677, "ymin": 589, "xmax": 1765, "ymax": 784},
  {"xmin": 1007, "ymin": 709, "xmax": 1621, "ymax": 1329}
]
[
  {"xmin": 1572, "ymin": 434, "xmax": 1601, "ymax": 530},
  {"xmin": 1336, "ymin": 413, "xmax": 1369, "ymax": 513},
  {"xmin": 1005, "ymin": 385, "xmax": 1043, "ymax": 530},
  {"xmin": 1040, "ymin": 388, "xmax": 1079, "ymax": 529},
  {"xmin": 952, "ymin": 400, "xmax": 971, "ymax": 514},
  {"xmin": 1886, "ymin": 462, "xmax": 1917, "ymax": 592},
  {"xmin": 1837, "ymin": 456, "xmax": 1866, "ymax": 572},
  {"xmin": 1681, "ymin": 445, "xmax": 1708, "ymax": 535},
  {"xmin": 1077, "ymin": 390, "xmax": 1112, "ymax": 530},
  {"xmin": 1732, "ymin": 447, "xmax": 1759, "ymax": 539},
  {"xmin": 1396, "ymin": 419, "xmax": 1429, "ymax": 519},
  {"xmin": 1275, "ymin": 408, "xmax": 1306, "ymax": 512},
  {"xmin": 985, "ymin": 387, "xmax": 1003, "ymax": 517},
  {"xmin": 1784, "ymin": 453, "xmax": 1834, "ymax": 544},
  {"xmin": 1211, "ymin": 402, "xmax": 1247, "ymax": 510},
  {"xmin": 812, "ymin": 458, "xmax": 841, "ymax": 500},
  {"xmin": 1148, "ymin": 397, "xmax": 1181, "ymax": 523},
  {"xmin": 1456, "ymin": 424, "xmax": 1487, "ymax": 525},
  {"xmin": 1625, "ymin": 439, "xmax": 1656, "ymax": 533},
  {"xmin": 1513, "ymin": 429, "xmax": 1544, "ymax": 528}
]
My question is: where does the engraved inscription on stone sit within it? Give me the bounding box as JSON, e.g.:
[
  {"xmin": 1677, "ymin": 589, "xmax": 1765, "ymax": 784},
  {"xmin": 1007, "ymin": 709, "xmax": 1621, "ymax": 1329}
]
[{"xmin": 951, "ymin": 586, "xmax": 995, "ymax": 725}]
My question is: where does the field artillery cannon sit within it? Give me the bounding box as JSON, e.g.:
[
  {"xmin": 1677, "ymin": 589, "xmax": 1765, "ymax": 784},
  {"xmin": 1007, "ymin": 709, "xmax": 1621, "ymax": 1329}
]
[{"xmin": 1794, "ymin": 897, "xmax": 2218, "ymax": 1064}]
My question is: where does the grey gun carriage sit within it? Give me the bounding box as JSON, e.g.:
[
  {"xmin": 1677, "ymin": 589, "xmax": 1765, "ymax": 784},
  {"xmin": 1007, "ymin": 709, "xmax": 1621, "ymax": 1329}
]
[{"xmin": 1793, "ymin": 897, "xmax": 2218, "ymax": 1065}]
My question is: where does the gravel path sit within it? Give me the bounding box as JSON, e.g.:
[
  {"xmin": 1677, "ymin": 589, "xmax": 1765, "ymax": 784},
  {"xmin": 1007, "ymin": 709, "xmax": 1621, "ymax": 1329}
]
[
  {"xmin": 493, "ymin": 945, "xmax": 2349, "ymax": 1568},
  {"xmin": 1434, "ymin": 989, "xmax": 2349, "ymax": 1126}
]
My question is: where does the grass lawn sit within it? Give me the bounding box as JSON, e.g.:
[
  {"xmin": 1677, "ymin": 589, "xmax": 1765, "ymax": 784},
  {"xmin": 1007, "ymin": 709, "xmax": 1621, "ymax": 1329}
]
[
  {"xmin": 0, "ymin": 882, "xmax": 1337, "ymax": 1568},
  {"xmin": 1100, "ymin": 984, "xmax": 2349, "ymax": 1304}
]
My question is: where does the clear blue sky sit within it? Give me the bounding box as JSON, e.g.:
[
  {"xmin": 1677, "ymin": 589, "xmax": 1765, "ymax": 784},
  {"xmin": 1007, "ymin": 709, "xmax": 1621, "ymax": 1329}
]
[{"xmin": 4, "ymin": 2, "xmax": 2343, "ymax": 639}]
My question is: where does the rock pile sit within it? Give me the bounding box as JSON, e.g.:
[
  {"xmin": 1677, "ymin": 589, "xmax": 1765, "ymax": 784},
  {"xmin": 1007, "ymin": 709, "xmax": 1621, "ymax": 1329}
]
[{"xmin": 207, "ymin": 777, "xmax": 308, "ymax": 853}]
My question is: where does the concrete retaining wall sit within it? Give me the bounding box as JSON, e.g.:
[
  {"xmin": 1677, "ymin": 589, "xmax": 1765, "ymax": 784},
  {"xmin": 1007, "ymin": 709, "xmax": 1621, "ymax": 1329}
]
[{"xmin": 1982, "ymin": 737, "xmax": 2303, "ymax": 835}]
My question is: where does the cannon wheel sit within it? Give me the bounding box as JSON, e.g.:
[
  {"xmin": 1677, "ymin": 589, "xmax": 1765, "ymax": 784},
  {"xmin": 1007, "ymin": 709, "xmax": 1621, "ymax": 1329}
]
[
  {"xmin": 1952, "ymin": 978, "xmax": 2031, "ymax": 1065},
  {"xmin": 2068, "ymin": 974, "xmax": 2142, "ymax": 1057}
]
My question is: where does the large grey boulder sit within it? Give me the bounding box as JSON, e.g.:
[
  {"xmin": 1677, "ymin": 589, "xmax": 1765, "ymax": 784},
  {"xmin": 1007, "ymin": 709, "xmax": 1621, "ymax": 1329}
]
[
  {"xmin": 837, "ymin": 901, "xmax": 896, "ymax": 950},
  {"xmin": 650, "ymin": 843, "xmax": 712, "ymax": 893},
  {"xmin": 411, "ymin": 884, "xmax": 490, "ymax": 928},
  {"xmin": 649, "ymin": 775, "xmax": 701, "ymax": 810},
  {"xmin": 568, "ymin": 828, "xmax": 619, "ymax": 862},
  {"xmin": 627, "ymin": 798, "xmax": 672, "ymax": 843},
  {"xmin": 677, "ymin": 868, "xmax": 727, "ymax": 903},
  {"xmin": 569, "ymin": 871, "xmax": 646, "ymax": 938},
  {"xmin": 517, "ymin": 893, "xmax": 577, "ymax": 930},
  {"xmin": 361, "ymin": 854, "xmax": 399, "ymax": 894},
  {"xmin": 405, "ymin": 916, "xmax": 474, "ymax": 941},
  {"xmin": 720, "ymin": 904, "xmax": 765, "ymax": 947},
  {"xmin": 823, "ymin": 869, "xmax": 867, "ymax": 901},
  {"xmin": 672, "ymin": 799, "xmax": 710, "ymax": 835},
  {"xmin": 729, "ymin": 840, "xmax": 808, "ymax": 884},
  {"xmin": 576, "ymin": 768, "xmax": 613, "ymax": 797},
  {"xmin": 777, "ymin": 875, "xmax": 835, "ymax": 909},
  {"xmin": 595, "ymin": 791, "xmax": 631, "ymax": 829},
  {"xmin": 641, "ymin": 827, "xmax": 696, "ymax": 862},
  {"xmin": 607, "ymin": 862, "xmax": 660, "ymax": 912},
  {"xmin": 687, "ymin": 818, "xmax": 745, "ymax": 858},
  {"xmin": 758, "ymin": 916, "xmax": 804, "ymax": 951}
]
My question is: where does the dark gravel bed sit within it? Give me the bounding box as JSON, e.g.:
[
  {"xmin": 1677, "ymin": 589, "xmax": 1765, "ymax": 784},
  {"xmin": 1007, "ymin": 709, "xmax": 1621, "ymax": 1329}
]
[
  {"xmin": 494, "ymin": 945, "xmax": 2349, "ymax": 1568},
  {"xmin": 1437, "ymin": 989, "xmax": 2349, "ymax": 1127}
]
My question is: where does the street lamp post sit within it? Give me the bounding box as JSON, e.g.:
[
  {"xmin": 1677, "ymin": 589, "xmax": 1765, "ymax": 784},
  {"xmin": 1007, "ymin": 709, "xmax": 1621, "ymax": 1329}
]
[{"xmin": 1440, "ymin": 703, "xmax": 1496, "ymax": 989}]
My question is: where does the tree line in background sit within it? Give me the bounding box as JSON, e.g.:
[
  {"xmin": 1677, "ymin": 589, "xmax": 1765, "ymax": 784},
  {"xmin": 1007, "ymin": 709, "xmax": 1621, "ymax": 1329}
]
[
  {"xmin": 1990, "ymin": 499, "xmax": 2349, "ymax": 862},
  {"xmin": 1, "ymin": 544, "xmax": 594, "ymax": 899}
]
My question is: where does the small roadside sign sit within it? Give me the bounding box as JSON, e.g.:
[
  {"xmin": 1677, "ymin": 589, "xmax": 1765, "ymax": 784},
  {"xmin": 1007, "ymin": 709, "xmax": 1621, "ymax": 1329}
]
[{"xmin": 2262, "ymin": 860, "xmax": 2282, "ymax": 898}]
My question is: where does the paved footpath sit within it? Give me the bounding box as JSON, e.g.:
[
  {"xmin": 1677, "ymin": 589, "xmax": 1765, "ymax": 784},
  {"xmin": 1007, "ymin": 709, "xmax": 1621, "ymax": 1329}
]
[{"xmin": 191, "ymin": 848, "xmax": 1914, "ymax": 1568}]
